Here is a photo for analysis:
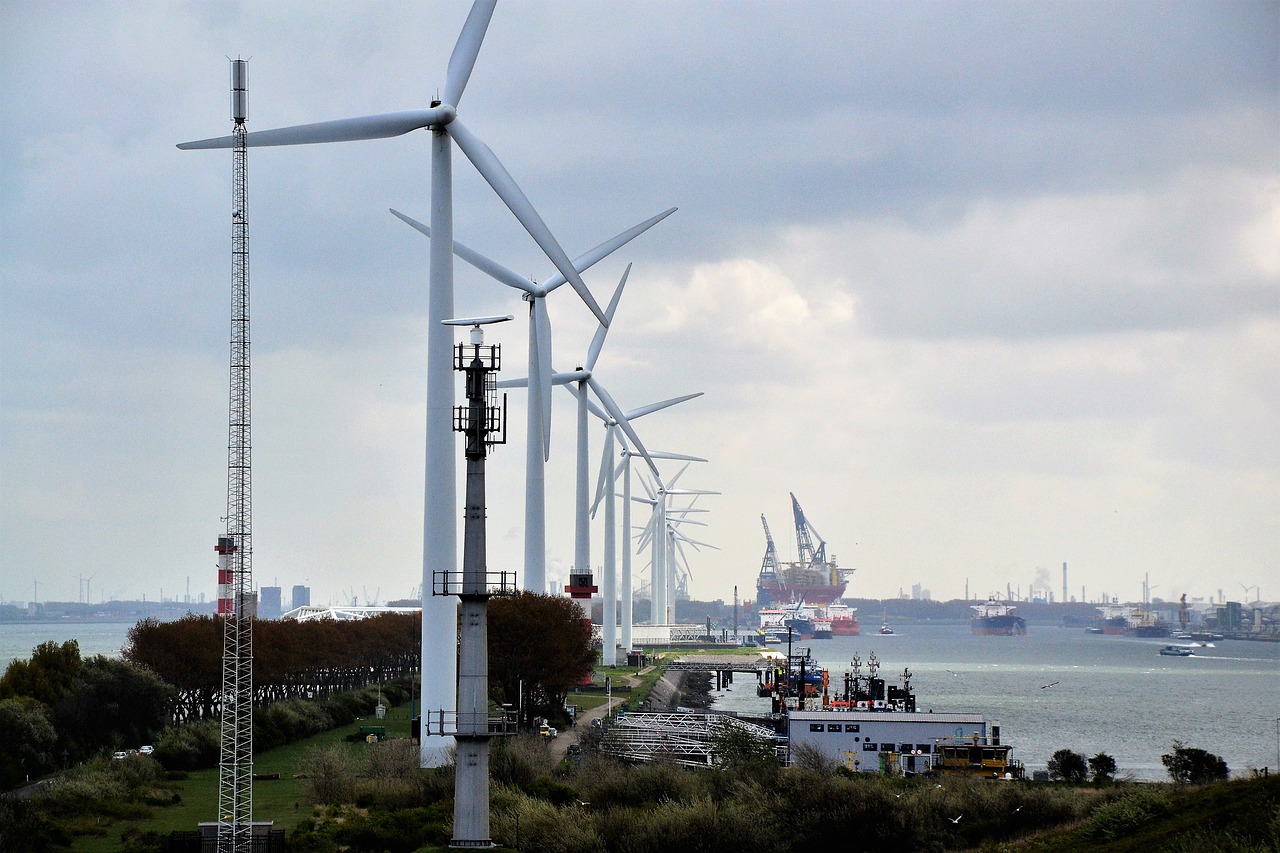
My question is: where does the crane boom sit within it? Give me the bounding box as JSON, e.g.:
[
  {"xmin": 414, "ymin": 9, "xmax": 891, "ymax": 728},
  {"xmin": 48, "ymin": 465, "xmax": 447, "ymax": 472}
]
[{"xmin": 760, "ymin": 514, "xmax": 780, "ymax": 575}]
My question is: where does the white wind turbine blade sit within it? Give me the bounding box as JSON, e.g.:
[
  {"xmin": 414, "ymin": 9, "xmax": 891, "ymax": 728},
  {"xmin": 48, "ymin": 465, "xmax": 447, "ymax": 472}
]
[
  {"xmin": 389, "ymin": 209, "xmax": 536, "ymax": 295},
  {"xmin": 675, "ymin": 533, "xmax": 719, "ymax": 550},
  {"xmin": 447, "ymin": 118, "xmax": 608, "ymax": 325},
  {"xmin": 587, "ymin": 376, "xmax": 660, "ymax": 481},
  {"xmin": 664, "ymin": 489, "xmax": 721, "ymax": 497},
  {"xmin": 636, "ymin": 475, "xmax": 656, "ymax": 502},
  {"xmin": 623, "ymin": 394, "xmax": 703, "ymax": 422},
  {"xmin": 586, "ymin": 265, "xmax": 629, "ymax": 372},
  {"xmin": 443, "ymin": 0, "xmax": 497, "ymax": 108},
  {"xmin": 591, "ymin": 429, "xmax": 612, "ymax": 517},
  {"xmin": 667, "ymin": 462, "xmax": 691, "ymax": 490},
  {"xmin": 533, "ymin": 298, "xmax": 554, "ymax": 460},
  {"xmin": 178, "ymin": 108, "xmax": 455, "ymax": 150},
  {"xmin": 541, "ymin": 209, "xmax": 676, "ymax": 293},
  {"xmin": 645, "ymin": 450, "xmax": 708, "ymax": 462}
]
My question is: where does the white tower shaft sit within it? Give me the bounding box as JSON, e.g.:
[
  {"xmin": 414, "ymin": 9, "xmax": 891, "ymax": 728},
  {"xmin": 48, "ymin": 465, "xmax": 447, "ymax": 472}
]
[{"xmin": 420, "ymin": 128, "xmax": 458, "ymax": 767}]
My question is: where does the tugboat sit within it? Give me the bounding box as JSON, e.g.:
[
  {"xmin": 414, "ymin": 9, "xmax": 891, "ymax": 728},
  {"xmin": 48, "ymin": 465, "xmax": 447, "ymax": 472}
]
[
  {"xmin": 878, "ymin": 609, "xmax": 894, "ymax": 635},
  {"xmin": 1159, "ymin": 644, "xmax": 1194, "ymax": 656},
  {"xmin": 971, "ymin": 599, "xmax": 1027, "ymax": 636}
]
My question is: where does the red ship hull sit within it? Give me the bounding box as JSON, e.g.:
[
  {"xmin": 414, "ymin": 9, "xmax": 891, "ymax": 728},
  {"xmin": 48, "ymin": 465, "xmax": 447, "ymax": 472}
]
[{"xmin": 829, "ymin": 617, "xmax": 861, "ymax": 636}]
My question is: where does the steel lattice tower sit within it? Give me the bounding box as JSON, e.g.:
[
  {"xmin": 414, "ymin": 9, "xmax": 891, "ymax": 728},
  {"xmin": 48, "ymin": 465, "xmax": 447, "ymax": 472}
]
[{"xmin": 215, "ymin": 57, "xmax": 254, "ymax": 853}]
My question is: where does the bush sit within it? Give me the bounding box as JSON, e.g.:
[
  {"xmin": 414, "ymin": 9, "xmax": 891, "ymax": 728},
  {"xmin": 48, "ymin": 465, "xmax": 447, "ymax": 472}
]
[
  {"xmin": 1047, "ymin": 748, "xmax": 1088, "ymax": 783},
  {"xmin": 1082, "ymin": 786, "xmax": 1172, "ymax": 843},
  {"xmin": 0, "ymin": 796, "xmax": 70, "ymax": 852},
  {"xmin": 300, "ymin": 744, "xmax": 359, "ymax": 805},
  {"xmin": 1162, "ymin": 741, "xmax": 1229, "ymax": 784},
  {"xmin": 1088, "ymin": 752, "xmax": 1118, "ymax": 783},
  {"xmin": 491, "ymin": 789, "xmax": 602, "ymax": 853},
  {"xmin": 154, "ymin": 720, "xmax": 220, "ymax": 770},
  {"xmin": 491, "ymin": 733, "xmax": 556, "ymax": 788}
]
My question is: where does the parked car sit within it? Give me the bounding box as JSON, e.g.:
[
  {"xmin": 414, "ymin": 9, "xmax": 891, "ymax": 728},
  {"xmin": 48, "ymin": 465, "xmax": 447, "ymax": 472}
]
[
  {"xmin": 112, "ymin": 751, "xmax": 127, "ymax": 760},
  {"xmin": 139, "ymin": 745, "xmax": 154, "ymax": 755}
]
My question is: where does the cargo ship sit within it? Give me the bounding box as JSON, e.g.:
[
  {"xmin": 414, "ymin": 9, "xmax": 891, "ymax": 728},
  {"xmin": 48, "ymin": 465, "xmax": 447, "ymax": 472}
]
[
  {"xmin": 756, "ymin": 494, "xmax": 856, "ymax": 609},
  {"xmin": 970, "ymin": 599, "xmax": 1027, "ymax": 636},
  {"xmin": 825, "ymin": 602, "xmax": 861, "ymax": 636}
]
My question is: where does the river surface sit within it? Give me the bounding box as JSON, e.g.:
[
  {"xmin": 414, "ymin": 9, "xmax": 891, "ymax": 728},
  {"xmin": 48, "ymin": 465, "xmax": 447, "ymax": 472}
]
[
  {"xmin": 709, "ymin": 621, "xmax": 1280, "ymax": 781},
  {"xmin": 2, "ymin": 621, "xmax": 138, "ymax": 664},
  {"xmin": 5, "ymin": 619, "xmax": 1277, "ymax": 780}
]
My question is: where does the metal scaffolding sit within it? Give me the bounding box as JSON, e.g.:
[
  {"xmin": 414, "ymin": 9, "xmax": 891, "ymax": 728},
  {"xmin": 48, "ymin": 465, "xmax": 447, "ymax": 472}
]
[{"xmin": 600, "ymin": 712, "xmax": 784, "ymax": 767}]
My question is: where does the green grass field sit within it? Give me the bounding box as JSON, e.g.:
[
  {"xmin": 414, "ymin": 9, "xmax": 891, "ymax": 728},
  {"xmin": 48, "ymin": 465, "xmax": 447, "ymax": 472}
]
[{"xmin": 71, "ymin": 702, "xmax": 415, "ymax": 852}]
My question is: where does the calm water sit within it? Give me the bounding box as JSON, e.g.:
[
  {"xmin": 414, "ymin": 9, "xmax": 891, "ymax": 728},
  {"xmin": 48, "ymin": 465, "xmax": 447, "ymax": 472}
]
[
  {"xmin": 711, "ymin": 622, "xmax": 1280, "ymax": 781},
  {"xmin": 5, "ymin": 620, "xmax": 1278, "ymax": 781},
  {"xmin": 2, "ymin": 621, "xmax": 136, "ymax": 665}
]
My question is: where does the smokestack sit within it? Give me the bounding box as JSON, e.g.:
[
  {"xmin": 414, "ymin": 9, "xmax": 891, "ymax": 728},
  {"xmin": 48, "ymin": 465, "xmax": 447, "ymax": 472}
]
[{"xmin": 1063, "ymin": 562, "xmax": 1068, "ymax": 605}]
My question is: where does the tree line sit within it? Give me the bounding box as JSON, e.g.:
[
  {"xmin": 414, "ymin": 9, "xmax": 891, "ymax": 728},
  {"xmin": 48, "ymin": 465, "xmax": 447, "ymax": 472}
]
[{"xmin": 0, "ymin": 592, "xmax": 594, "ymax": 789}]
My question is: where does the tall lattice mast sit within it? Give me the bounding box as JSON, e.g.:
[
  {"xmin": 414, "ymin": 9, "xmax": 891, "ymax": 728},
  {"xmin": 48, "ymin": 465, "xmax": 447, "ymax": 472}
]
[{"xmin": 214, "ymin": 57, "xmax": 254, "ymax": 853}]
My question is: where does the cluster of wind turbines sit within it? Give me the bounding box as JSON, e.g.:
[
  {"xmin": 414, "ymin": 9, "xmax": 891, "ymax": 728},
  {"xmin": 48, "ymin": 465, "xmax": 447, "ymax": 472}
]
[{"xmin": 179, "ymin": 0, "xmax": 716, "ymax": 762}]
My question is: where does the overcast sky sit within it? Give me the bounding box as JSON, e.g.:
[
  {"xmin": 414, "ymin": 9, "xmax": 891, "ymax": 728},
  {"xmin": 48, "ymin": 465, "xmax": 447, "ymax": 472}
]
[{"xmin": 2, "ymin": 0, "xmax": 1276, "ymax": 610}]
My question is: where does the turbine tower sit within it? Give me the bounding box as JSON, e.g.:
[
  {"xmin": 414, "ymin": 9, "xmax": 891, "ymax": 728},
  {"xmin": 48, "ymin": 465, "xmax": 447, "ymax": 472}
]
[
  {"xmin": 179, "ymin": 0, "xmax": 610, "ymax": 766},
  {"xmin": 214, "ymin": 57, "xmax": 254, "ymax": 853},
  {"xmin": 390, "ymin": 207, "xmax": 673, "ymax": 593}
]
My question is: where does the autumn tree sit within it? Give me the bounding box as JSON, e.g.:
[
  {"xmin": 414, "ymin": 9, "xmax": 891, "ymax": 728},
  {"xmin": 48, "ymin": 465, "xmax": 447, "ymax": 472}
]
[{"xmin": 488, "ymin": 592, "xmax": 595, "ymax": 728}]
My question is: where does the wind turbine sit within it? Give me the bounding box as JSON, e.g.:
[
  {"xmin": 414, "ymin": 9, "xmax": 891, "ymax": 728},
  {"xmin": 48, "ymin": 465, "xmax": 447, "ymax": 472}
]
[
  {"xmin": 587, "ymin": 389, "xmax": 702, "ymax": 664},
  {"xmin": 636, "ymin": 467, "xmax": 718, "ymax": 625},
  {"xmin": 615, "ymin": 445, "xmax": 703, "ymax": 642},
  {"xmin": 391, "ymin": 209, "xmax": 675, "ymax": 592},
  {"xmin": 178, "ymin": 0, "xmax": 614, "ymax": 768}
]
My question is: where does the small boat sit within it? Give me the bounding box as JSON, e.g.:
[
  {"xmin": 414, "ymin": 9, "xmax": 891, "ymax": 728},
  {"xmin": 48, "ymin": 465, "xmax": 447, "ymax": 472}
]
[
  {"xmin": 1085, "ymin": 626, "xmax": 1105, "ymax": 634},
  {"xmin": 1159, "ymin": 645, "xmax": 1194, "ymax": 656}
]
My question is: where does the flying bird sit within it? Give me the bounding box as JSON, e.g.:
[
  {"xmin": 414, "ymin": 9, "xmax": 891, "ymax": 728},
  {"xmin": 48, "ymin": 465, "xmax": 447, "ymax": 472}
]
[
  {"xmin": 949, "ymin": 815, "xmax": 963, "ymax": 824},
  {"xmin": 1041, "ymin": 681, "xmax": 1060, "ymax": 689}
]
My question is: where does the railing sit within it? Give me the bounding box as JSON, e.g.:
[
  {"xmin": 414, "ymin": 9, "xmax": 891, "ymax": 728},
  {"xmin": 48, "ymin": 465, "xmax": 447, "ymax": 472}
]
[
  {"xmin": 432, "ymin": 570, "xmax": 517, "ymax": 597},
  {"xmin": 422, "ymin": 708, "xmax": 518, "ymax": 737}
]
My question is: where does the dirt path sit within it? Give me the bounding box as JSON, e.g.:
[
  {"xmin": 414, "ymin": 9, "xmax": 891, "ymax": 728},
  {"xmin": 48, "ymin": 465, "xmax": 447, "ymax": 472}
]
[{"xmin": 547, "ymin": 669, "xmax": 649, "ymax": 762}]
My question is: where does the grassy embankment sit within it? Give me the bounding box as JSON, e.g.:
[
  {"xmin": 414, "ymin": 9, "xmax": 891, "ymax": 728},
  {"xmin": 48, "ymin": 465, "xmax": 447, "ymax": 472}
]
[{"xmin": 67, "ymin": 700, "xmax": 414, "ymax": 853}]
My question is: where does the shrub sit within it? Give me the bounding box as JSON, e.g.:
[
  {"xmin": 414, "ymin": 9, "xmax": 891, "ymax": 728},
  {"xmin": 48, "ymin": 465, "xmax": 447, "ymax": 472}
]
[
  {"xmin": 1082, "ymin": 786, "xmax": 1172, "ymax": 843},
  {"xmin": 1088, "ymin": 751, "xmax": 1118, "ymax": 782},
  {"xmin": 1047, "ymin": 748, "xmax": 1088, "ymax": 783},
  {"xmin": 1162, "ymin": 741, "xmax": 1229, "ymax": 784},
  {"xmin": 491, "ymin": 733, "xmax": 556, "ymax": 788},
  {"xmin": 0, "ymin": 796, "xmax": 70, "ymax": 852},
  {"xmin": 491, "ymin": 789, "xmax": 602, "ymax": 853},
  {"xmin": 790, "ymin": 740, "xmax": 838, "ymax": 773},
  {"xmin": 300, "ymin": 743, "xmax": 359, "ymax": 805},
  {"xmin": 154, "ymin": 720, "xmax": 220, "ymax": 770}
]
